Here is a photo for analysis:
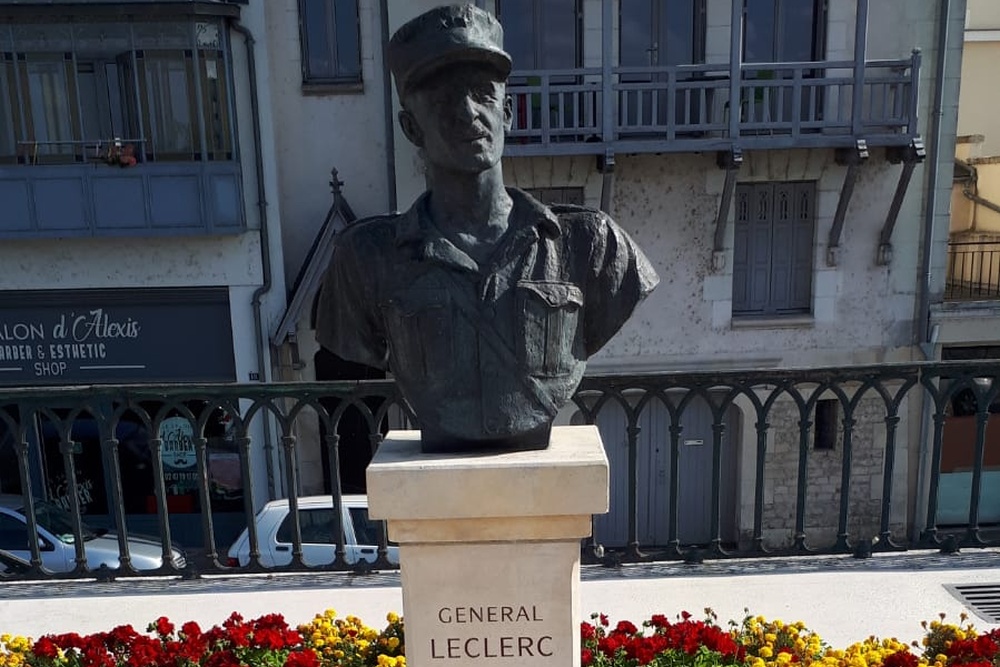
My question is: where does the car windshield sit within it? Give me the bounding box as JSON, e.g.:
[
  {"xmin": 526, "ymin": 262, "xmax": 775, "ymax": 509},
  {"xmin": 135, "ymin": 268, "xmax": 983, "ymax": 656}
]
[{"xmin": 21, "ymin": 500, "xmax": 99, "ymax": 544}]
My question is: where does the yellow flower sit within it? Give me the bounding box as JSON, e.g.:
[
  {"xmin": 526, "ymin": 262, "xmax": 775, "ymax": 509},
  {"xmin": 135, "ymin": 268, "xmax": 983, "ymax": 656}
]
[{"xmin": 387, "ymin": 612, "xmax": 400, "ymax": 624}]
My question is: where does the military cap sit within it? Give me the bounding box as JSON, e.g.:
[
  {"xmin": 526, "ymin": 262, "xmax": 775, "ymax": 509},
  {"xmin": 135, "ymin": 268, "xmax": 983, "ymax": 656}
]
[{"xmin": 388, "ymin": 4, "xmax": 512, "ymax": 97}]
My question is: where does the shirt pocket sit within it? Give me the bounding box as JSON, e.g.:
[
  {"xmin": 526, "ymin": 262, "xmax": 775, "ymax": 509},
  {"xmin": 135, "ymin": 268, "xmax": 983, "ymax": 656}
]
[
  {"xmin": 381, "ymin": 288, "xmax": 453, "ymax": 383},
  {"xmin": 516, "ymin": 280, "xmax": 584, "ymax": 377}
]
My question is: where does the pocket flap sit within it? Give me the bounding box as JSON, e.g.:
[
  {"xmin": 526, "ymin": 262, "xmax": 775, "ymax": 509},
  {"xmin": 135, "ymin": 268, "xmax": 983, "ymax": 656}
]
[{"xmin": 517, "ymin": 281, "xmax": 584, "ymax": 308}]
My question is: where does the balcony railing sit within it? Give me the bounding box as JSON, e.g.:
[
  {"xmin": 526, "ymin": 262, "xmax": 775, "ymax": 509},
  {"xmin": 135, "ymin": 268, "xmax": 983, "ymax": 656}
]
[
  {"xmin": 946, "ymin": 240, "xmax": 1000, "ymax": 301},
  {"xmin": 0, "ymin": 360, "xmax": 997, "ymax": 582},
  {"xmin": 505, "ymin": 54, "xmax": 920, "ymax": 156}
]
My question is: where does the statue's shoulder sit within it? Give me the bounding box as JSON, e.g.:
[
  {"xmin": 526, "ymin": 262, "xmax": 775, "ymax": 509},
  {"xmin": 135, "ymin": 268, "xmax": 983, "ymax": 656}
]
[
  {"xmin": 547, "ymin": 203, "xmax": 616, "ymax": 235},
  {"xmin": 335, "ymin": 212, "xmax": 402, "ymax": 248}
]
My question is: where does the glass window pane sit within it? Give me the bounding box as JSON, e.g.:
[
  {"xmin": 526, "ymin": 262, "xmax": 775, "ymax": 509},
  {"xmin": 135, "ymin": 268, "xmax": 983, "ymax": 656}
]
[
  {"xmin": 25, "ymin": 57, "xmax": 75, "ymax": 160},
  {"xmin": 302, "ymin": 0, "xmax": 335, "ymax": 79},
  {"xmin": 780, "ymin": 1, "xmax": 818, "ymax": 61},
  {"xmin": 501, "ymin": 0, "xmax": 537, "ymax": 70},
  {"xmin": 132, "ymin": 22, "xmax": 192, "ymax": 51},
  {"xmin": 501, "ymin": 0, "xmax": 577, "ymax": 71},
  {"xmin": 201, "ymin": 53, "xmax": 231, "ymax": 160},
  {"xmin": 277, "ymin": 508, "xmax": 337, "ymax": 544},
  {"xmin": 0, "ymin": 62, "xmax": 17, "ymax": 160},
  {"xmin": 141, "ymin": 53, "xmax": 195, "ymax": 159},
  {"xmin": 0, "ymin": 410, "xmax": 21, "ymax": 495},
  {"xmin": 743, "ymin": 0, "xmax": 775, "ymax": 63},
  {"xmin": 334, "ymin": 0, "xmax": 360, "ymax": 79},
  {"xmin": 662, "ymin": 1, "xmax": 695, "ymax": 66},
  {"xmin": 0, "ymin": 513, "xmax": 28, "ymax": 551},
  {"xmin": 540, "ymin": 0, "xmax": 577, "ymax": 70},
  {"xmin": 71, "ymin": 23, "xmax": 131, "ymax": 55},
  {"xmin": 620, "ymin": 0, "xmax": 653, "ymax": 68}
]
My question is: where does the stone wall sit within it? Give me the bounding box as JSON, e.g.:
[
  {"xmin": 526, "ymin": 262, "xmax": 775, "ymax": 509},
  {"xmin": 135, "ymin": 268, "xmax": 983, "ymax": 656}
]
[{"xmin": 752, "ymin": 393, "xmax": 909, "ymax": 550}]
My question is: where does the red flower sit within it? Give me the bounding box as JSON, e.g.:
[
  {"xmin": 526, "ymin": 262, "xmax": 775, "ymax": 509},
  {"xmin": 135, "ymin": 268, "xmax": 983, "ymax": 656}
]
[
  {"xmin": 599, "ymin": 614, "xmax": 609, "ymax": 627},
  {"xmin": 884, "ymin": 651, "xmax": 920, "ymax": 667},
  {"xmin": 33, "ymin": 637, "xmax": 59, "ymax": 659},
  {"xmin": 181, "ymin": 621, "xmax": 202, "ymax": 639},
  {"xmin": 154, "ymin": 617, "xmax": 175, "ymax": 637},
  {"xmin": 285, "ymin": 649, "xmax": 320, "ymax": 667},
  {"xmin": 253, "ymin": 627, "xmax": 285, "ymax": 650},
  {"xmin": 581, "ymin": 648, "xmax": 594, "ymax": 666},
  {"xmin": 581, "ymin": 622, "xmax": 597, "ymax": 640},
  {"xmin": 649, "ymin": 614, "xmax": 669, "ymax": 629},
  {"xmin": 614, "ymin": 620, "xmax": 639, "ymax": 636}
]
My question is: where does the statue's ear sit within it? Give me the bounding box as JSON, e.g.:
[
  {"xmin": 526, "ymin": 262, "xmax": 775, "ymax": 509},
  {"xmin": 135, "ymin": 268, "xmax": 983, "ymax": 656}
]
[
  {"xmin": 398, "ymin": 109, "xmax": 424, "ymax": 148},
  {"xmin": 503, "ymin": 94, "xmax": 513, "ymax": 132}
]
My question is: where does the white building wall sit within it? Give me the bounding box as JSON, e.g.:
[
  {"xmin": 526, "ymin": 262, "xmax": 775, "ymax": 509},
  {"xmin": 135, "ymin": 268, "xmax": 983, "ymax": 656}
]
[
  {"xmin": 263, "ymin": 0, "xmax": 393, "ymax": 281},
  {"xmin": 0, "ymin": 2, "xmax": 289, "ymax": 385}
]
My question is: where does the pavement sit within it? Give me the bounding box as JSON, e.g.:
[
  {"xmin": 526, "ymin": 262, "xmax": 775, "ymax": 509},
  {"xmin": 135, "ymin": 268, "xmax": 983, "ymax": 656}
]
[{"xmin": 1, "ymin": 548, "xmax": 999, "ymax": 649}]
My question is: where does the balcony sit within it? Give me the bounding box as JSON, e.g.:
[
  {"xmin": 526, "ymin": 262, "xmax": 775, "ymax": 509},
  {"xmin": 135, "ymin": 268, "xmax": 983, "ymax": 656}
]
[
  {"xmin": 945, "ymin": 238, "xmax": 1000, "ymax": 301},
  {"xmin": 0, "ymin": 15, "xmax": 244, "ymax": 239},
  {"xmin": 504, "ymin": 56, "xmax": 921, "ymax": 157}
]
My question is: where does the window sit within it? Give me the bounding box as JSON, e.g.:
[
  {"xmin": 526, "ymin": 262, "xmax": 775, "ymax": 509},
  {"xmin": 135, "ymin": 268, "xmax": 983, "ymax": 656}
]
[
  {"xmin": 498, "ymin": 0, "xmax": 580, "ymax": 76},
  {"xmin": 277, "ymin": 508, "xmax": 339, "ymax": 544},
  {"xmin": 298, "ymin": 0, "xmax": 362, "ymax": 86},
  {"xmin": 0, "ymin": 19, "xmax": 234, "ymax": 164},
  {"xmin": 620, "ymin": 0, "xmax": 704, "ymax": 68},
  {"xmin": 743, "ymin": 0, "xmax": 825, "ymax": 63},
  {"xmin": 732, "ymin": 182, "xmax": 815, "ymax": 316},
  {"xmin": 814, "ymin": 399, "xmax": 838, "ymax": 450},
  {"xmin": 349, "ymin": 506, "xmax": 391, "ymax": 546},
  {"xmin": 0, "ymin": 513, "xmax": 32, "ymax": 552},
  {"xmin": 0, "ymin": 412, "xmax": 22, "ymax": 496},
  {"xmin": 618, "ymin": 1, "xmax": 707, "ymax": 131}
]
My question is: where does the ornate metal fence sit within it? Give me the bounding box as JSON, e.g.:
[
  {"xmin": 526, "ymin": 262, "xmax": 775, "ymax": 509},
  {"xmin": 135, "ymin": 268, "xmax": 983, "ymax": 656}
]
[{"xmin": 0, "ymin": 360, "xmax": 998, "ymax": 581}]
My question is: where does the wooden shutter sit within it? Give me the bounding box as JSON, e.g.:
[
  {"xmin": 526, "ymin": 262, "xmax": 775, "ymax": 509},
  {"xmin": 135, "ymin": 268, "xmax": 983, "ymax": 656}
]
[{"xmin": 733, "ymin": 181, "xmax": 815, "ymax": 315}]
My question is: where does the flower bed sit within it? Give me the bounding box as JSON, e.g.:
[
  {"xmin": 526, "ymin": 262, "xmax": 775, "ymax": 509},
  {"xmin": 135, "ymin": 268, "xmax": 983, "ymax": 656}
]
[{"xmin": 0, "ymin": 609, "xmax": 996, "ymax": 667}]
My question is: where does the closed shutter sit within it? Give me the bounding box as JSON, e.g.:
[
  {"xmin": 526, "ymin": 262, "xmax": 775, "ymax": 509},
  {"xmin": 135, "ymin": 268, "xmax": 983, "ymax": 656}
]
[{"xmin": 733, "ymin": 181, "xmax": 815, "ymax": 315}]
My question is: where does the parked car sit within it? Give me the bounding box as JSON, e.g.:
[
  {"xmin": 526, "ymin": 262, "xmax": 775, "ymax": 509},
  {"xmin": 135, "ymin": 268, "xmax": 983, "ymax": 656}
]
[
  {"xmin": 226, "ymin": 495, "xmax": 399, "ymax": 567},
  {"xmin": 0, "ymin": 495, "xmax": 186, "ymax": 572}
]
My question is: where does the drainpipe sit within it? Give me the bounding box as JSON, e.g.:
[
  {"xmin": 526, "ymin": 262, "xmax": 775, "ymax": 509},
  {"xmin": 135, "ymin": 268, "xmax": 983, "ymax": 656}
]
[
  {"xmin": 380, "ymin": 0, "xmax": 397, "ymax": 211},
  {"xmin": 912, "ymin": 0, "xmax": 953, "ymax": 542},
  {"xmin": 916, "ymin": 0, "xmax": 953, "ymax": 358},
  {"xmin": 230, "ymin": 18, "xmax": 277, "ymax": 499}
]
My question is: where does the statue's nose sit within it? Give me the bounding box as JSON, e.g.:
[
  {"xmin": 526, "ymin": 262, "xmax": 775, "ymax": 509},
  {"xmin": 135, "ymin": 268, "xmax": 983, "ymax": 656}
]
[{"xmin": 454, "ymin": 94, "xmax": 477, "ymax": 122}]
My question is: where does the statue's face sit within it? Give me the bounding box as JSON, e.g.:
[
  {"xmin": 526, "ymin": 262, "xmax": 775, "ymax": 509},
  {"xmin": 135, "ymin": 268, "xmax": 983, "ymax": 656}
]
[{"xmin": 401, "ymin": 62, "xmax": 513, "ymax": 174}]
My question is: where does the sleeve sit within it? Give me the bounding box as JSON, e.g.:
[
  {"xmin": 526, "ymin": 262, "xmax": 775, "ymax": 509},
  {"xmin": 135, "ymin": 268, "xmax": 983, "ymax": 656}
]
[
  {"xmin": 314, "ymin": 231, "xmax": 390, "ymax": 370},
  {"xmin": 583, "ymin": 212, "xmax": 660, "ymax": 357}
]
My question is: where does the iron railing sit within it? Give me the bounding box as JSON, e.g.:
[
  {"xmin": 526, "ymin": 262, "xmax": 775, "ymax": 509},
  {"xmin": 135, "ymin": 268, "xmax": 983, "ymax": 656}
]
[
  {"xmin": 0, "ymin": 359, "xmax": 998, "ymax": 582},
  {"xmin": 946, "ymin": 240, "xmax": 1000, "ymax": 301},
  {"xmin": 504, "ymin": 54, "xmax": 920, "ymax": 156}
]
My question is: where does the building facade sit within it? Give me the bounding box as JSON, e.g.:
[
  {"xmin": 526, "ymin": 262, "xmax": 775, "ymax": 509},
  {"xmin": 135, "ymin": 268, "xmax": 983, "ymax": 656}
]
[
  {"xmin": 269, "ymin": 0, "xmax": 968, "ymax": 549},
  {"xmin": 0, "ymin": 0, "xmax": 974, "ymax": 554},
  {"xmin": 0, "ymin": 0, "xmax": 288, "ymax": 546}
]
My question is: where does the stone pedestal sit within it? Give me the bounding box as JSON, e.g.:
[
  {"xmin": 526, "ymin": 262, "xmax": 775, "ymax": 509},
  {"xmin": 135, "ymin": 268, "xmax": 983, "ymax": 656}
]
[{"xmin": 366, "ymin": 425, "xmax": 609, "ymax": 667}]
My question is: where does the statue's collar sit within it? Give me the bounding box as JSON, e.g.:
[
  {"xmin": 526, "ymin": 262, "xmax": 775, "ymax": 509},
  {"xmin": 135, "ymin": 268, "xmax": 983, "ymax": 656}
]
[{"xmin": 394, "ymin": 187, "xmax": 561, "ymax": 248}]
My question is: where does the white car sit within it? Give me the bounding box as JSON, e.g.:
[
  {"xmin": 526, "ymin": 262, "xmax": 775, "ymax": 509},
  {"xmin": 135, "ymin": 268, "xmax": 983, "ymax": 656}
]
[
  {"xmin": 226, "ymin": 495, "xmax": 399, "ymax": 567},
  {"xmin": 0, "ymin": 494, "xmax": 186, "ymax": 572}
]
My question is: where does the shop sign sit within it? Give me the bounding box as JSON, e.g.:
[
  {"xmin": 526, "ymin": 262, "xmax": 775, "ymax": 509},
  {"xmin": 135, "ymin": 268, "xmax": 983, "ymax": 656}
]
[{"xmin": 0, "ymin": 288, "xmax": 236, "ymax": 385}]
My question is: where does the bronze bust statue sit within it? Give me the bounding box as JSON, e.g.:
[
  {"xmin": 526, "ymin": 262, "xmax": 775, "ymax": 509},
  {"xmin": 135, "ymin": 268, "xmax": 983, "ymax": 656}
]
[{"xmin": 316, "ymin": 4, "xmax": 658, "ymax": 453}]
